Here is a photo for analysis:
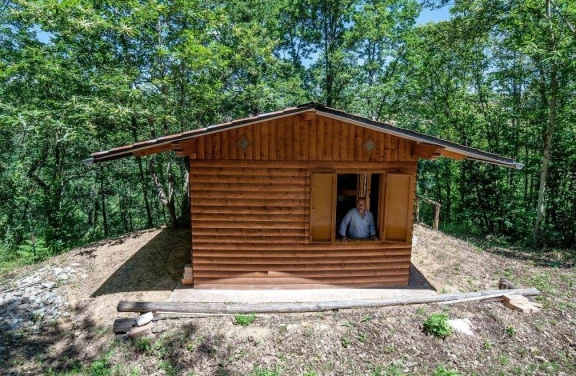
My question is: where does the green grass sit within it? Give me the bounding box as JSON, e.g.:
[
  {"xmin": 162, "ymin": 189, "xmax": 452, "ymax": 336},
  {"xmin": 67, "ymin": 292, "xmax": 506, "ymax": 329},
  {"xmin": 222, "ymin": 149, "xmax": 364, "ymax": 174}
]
[
  {"xmin": 234, "ymin": 313, "xmax": 256, "ymax": 326},
  {"xmin": 251, "ymin": 366, "xmax": 280, "ymax": 376},
  {"xmin": 433, "ymin": 365, "xmax": 462, "ymax": 376},
  {"xmin": 505, "ymin": 326, "xmax": 516, "ymax": 337},
  {"xmin": 422, "ymin": 313, "xmax": 452, "ymax": 339}
]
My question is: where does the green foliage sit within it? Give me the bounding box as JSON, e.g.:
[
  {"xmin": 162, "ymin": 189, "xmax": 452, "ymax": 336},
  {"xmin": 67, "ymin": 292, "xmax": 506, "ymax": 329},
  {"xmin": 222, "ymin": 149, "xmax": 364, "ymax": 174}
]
[
  {"xmin": 233, "ymin": 313, "xmax": 256, "ymax": 326},
  {"xmin": 433, "ymin": 365, "xmax": 462, "ymax": 376},
  {"xmin": 422, "ymin": 313, "xmax": 453, "ymax": 339},
  {"xmin": 251, "ymin": 366, "xmax": 280, "ymax": 376},
  {"xmin": 341, "ymin": 335, "xmax": 351, "ymax": 348},
  {"xmin": 134, "ymin": 337, "xmax": 152, "ymax": 353},
  {"xmin": 0, "ymin": 0, "xmax": 575, "ymax": 271},
  {"xmin": 506, "ymin": 326, "xmax": 516, "ymax": 337}
]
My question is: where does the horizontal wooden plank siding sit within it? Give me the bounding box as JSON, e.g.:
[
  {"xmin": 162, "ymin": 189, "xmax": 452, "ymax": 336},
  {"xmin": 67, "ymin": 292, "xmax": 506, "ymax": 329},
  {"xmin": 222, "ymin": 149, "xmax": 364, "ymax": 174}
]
[{"xmin": 190, "ymin": 158, "xmax": 414, "ymax": 289}]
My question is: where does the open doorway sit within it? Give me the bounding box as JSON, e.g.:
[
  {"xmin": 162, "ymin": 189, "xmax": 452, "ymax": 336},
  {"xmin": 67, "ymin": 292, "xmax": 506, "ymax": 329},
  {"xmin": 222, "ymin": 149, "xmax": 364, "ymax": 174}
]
[{"xmin": 335, "ymin": 173, "xmax": 381, "ymax": 239}]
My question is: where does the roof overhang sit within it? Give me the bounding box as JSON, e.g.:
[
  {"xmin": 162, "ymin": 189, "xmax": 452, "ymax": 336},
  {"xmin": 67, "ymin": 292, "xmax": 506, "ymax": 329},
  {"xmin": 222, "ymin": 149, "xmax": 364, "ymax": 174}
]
[{"xmin": 86, "ymin": 103, "xmax": 523, "ymax": 169}]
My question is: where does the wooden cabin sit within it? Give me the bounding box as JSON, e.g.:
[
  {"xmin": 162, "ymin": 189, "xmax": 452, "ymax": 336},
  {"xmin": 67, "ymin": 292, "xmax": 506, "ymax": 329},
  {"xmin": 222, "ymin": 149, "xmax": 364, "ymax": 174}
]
[{"xmin": 87, "ymin": 103, "xmax": 522, "ymax": 289}]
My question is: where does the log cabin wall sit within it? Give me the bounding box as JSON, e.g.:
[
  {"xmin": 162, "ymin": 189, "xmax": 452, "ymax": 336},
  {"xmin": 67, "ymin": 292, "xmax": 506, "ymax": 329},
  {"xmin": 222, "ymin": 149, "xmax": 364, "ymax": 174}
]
[{"xmin": 177, "ymin": 113, "xmax": 418, "ymax": 289}]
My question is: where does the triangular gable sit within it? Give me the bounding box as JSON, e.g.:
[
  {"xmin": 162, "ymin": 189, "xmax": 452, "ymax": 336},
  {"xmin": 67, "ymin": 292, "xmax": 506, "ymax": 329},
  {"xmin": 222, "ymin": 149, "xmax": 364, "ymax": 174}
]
[{"xmin": 86, "ymin": 103, "xmax": 523, "ymax": 169}]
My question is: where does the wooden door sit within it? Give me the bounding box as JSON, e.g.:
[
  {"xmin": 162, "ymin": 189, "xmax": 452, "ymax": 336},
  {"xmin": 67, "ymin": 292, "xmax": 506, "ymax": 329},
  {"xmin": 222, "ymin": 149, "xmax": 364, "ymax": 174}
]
[
  {"xmin": 384, "ymin": 174, "xmax": 414, "ymax": 242},
  {"xmin": 310, "ymin": 173, "xmax": 335, "ymax": 242}
]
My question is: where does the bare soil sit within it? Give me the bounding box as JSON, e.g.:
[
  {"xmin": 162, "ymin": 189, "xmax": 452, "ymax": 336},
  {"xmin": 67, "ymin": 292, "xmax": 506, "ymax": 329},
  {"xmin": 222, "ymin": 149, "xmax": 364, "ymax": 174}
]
[{"xmin": 1, "ymin": 225, "xmax": 575, "ymax": 376}]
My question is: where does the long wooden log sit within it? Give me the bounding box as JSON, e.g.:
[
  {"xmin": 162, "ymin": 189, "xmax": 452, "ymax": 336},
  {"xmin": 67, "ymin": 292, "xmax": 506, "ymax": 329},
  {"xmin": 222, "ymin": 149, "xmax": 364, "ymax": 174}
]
[{"xmin": 117, "ymin": 288, "xmax": 540, "ymax": 314}]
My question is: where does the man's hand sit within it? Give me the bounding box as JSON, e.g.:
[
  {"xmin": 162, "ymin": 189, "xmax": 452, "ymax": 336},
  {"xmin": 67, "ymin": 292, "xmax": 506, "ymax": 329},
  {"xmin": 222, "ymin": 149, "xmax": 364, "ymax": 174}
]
[
  {"xmin": 371, "ymin": 235, "xmax": 378, "ymax": 241},
  {"xmin": 341, "ymin": 236, "xmax": 348, "ymax": 242}
]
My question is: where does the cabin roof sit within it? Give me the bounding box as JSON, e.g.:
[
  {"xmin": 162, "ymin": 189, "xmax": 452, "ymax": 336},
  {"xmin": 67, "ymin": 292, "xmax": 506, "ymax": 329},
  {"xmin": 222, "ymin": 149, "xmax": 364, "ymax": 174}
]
[{"xmin": 85, "ymin": 102, "xmax": 523, "ymax": 169}]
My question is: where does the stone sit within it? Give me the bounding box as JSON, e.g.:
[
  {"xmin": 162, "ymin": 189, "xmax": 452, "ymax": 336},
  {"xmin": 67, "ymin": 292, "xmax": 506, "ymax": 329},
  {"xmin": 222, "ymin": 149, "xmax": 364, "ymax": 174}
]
[
  {"xmin": 42, "ymin": 282, "xmax": 56, "ymax": 289},
  {"xmin": 57, "ymin": 273, "xmax": 68, "ymax": 281},
  {"xmin": 18, "ymin": 304, "xmax": 30, "ymax": 310},
  {"xmin": 448, "ymin": 319, "xmax": 474, "ymax": 336},
  {"xmin": 136, "ymin": 312, "xmax": 154, "ymax": 327},
  {"xmin": 52, "ymin": 268, "xmax": 63, "ymax": 276},
  {"xmin": 152, "ymin": 322, "xmax": 167, "ymax": 334}
]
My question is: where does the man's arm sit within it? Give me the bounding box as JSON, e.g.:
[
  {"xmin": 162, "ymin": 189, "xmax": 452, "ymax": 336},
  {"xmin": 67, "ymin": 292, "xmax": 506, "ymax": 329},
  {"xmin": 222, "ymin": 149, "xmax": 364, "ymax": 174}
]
[
  {"xmin": 369, "ymin": 212, "xmax": 377, "ymax": 239},
  {"xmin": 339, "ymin": 210, "xmax": 352, "ymax": 238}
]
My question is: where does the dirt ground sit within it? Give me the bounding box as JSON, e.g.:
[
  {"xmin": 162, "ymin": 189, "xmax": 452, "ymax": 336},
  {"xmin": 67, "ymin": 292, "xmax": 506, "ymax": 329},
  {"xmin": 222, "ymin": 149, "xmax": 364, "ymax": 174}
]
[{"xmin": 1, "ymin": 224, "xmax": 575, "ymax": 375}]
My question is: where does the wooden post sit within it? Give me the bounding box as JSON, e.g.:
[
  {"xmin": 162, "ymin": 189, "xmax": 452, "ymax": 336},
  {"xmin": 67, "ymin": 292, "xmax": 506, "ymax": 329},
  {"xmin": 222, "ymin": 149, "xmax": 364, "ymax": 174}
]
[{"xmin": 415, "ymin": 196, "xmax": 441, "ymax": 230}]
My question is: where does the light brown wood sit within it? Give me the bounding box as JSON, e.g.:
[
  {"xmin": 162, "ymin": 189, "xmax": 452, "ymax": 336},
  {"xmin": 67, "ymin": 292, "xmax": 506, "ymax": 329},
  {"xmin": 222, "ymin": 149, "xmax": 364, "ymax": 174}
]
[
  {"xmin": 193, "ymin": 261, "xmax": 409, "ymax": 271},
  {"xmin": 193, "ymin": 255, "xmax": 409, "ymax": 265},
  {"xmin": 190, "ymin": 160, "xmax": 417, "ymax": 170},
  {"xmin": 118, "ymin": 288, "xmax": 541, "ymax": 313},
  {"xmin": 412, "ymin": 143, "xmax": 444, "ymax": 159},
  {"xmin": 260, "ymin": 121, "xmax": 269, "ymax": 160},
  {"xmin": 440, "ymin": 150, "xmax": 466, "ymax": 160},
  {"xmin": 190, "ymin": 242, "xmax": 410, "ymax": 251},
  {"xmin": 384, "ymin": 174, "xmax": 412, "ymax": 241},
  {"xmin": 191, "ymin": 206, "xmax": 306, "ymax": 215}
]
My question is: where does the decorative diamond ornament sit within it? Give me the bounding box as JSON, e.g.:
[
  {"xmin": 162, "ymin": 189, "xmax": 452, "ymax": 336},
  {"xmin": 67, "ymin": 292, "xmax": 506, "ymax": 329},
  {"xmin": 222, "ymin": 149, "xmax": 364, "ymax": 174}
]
[
  {"xmin": 236, "ymin": 135, "xmax": 251, "ymax": 150},
  {"xmin": 363, "ymin": 138, "xmax": 375, "ymax": 152}
]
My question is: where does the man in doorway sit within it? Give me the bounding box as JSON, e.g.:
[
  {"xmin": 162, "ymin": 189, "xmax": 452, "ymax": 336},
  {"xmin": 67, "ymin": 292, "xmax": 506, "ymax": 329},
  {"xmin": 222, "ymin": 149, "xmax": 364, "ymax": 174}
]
[{"xmin": 339, "ymin": 197, "xmax": 378, "ymax": 241}]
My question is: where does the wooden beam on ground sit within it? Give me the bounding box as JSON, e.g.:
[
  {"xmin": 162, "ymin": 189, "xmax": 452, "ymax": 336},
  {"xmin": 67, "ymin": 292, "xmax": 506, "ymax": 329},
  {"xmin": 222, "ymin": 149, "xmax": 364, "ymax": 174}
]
[{"xmin": 117, "ymin": 288, "xmax": 539, "ymax": 314}]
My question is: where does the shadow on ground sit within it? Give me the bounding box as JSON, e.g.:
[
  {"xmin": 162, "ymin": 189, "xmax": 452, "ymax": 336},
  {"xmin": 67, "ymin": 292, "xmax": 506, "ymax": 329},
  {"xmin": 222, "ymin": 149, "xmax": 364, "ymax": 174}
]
[
  {"xmin": 403, "ymin": 263, "xmax": 436, "ymax": 291},
  {"xmin": 91, "ymin": 228, "xmax": 190, "ymax": 297}
]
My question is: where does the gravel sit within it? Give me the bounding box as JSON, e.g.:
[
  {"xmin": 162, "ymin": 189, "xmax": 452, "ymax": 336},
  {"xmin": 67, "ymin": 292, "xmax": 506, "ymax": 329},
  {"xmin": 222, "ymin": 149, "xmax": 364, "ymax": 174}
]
[{"xmin": 0, "ymin": 266, "xmax": 81, "ymax": 333}]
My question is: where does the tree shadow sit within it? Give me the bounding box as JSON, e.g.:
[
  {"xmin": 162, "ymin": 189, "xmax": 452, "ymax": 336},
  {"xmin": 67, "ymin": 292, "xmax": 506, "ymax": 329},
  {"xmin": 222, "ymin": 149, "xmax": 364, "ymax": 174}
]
[
  {"xmin": 91, "ymin": 228, "xmax": 190, "ymax": 297},
  {"xmin": 484, "ymin": 246, "xmax": 575, "ymax": 269}
]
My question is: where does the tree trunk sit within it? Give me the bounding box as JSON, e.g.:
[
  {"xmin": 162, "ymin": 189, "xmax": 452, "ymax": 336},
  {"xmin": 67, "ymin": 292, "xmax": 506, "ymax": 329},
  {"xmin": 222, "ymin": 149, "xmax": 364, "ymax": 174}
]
[
  {"xmin": 533, "ymin": 2, "xmax": 558, "ymax": 240},
  {"xmin": 99, "ymin": 165, "xmax": 109, "ymax": 237},
  {"xmin": 149, "ymin": 156, "xmax": 177, "ymax": 229},
  {"xmin": 131, "ymin": 118, "xmax": 154, "ymax": 228}
]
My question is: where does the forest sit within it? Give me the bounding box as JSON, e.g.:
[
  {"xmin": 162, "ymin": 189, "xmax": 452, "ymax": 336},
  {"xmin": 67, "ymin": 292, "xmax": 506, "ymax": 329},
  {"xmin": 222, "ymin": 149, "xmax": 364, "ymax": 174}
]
[{"xmin": 1, "ymin": 0, "xmax": 575, "ymax": 267}]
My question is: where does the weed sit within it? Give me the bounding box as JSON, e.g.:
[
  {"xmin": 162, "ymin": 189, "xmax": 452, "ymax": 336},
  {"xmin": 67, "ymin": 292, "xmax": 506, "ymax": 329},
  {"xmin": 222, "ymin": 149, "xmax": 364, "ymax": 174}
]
[
  {"xmin": 360, "ymin": 314, "xmax": 373, "ymax": 323},
  {"xmin": 130, "ymin": 369, "xmax": 141, "ymax": 376},
  {"xmin": 504, "ymin": 267, "xmax": 513, "ymax": 277},
  {"xmin": 276, "ymin": 352, "xmax": 287, "ymax": 362},
  {"xmin": 499, "ymin": 354, "xmax": 510, "ymax": 365},
  {"xmin": 383, "ymin": 345, "xmax": 394, "ymax": 354},
  {"xmin": 484, "ymin": 339, "xmax": 492, "ymax": 350},
  {"xmin": 158, "ymin": 359, "xmax": 178, "ymax": 376},
  {"xmin": 134, "ymin": 337, "xmax": 152, "ymax": 353},
  {"xmin": 302, "ymin": 372, "xmax": 318, "ymax": 376},
  {"xmin": 422, "ymin": 313, "xmax": 452, "ymax": 339},
  {"xmin": 90, "ymin": 358, "xmax": 111, "ymax": 376},
  {"xmin": 531, "ymin": 273, "xmax": 553, "ymax": 292},
  {"xmin": 251, "ymin": 366, "xmax": 280, "ymax": 376},
  {"xmin": 357, "ymin": 332, "xmax": 366, "ymax": 343},
  {"xmin": 505, "ymin": 326, "xmax": 516, "ymax": 337},
  {"xmin": 415, "ymin": 307, "xmax": 426, "ymax": 316},
  {"xmin": 341, "ymin": 335, "xmax": 351, "ymax": 348},
  {"xmin": 433, "ymin": 365, "xmax": 462, "ymax": 376},
  {"xmin": 234, "ymin": 313, "xmax": 256, "ymax": 326},
  {"xmin": 341, "ymin": 319, "xmax": 354, "ymax": 328}
]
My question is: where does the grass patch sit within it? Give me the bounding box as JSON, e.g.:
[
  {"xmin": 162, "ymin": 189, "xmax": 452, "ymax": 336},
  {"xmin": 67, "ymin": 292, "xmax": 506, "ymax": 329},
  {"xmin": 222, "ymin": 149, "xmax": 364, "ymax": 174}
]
[
  {"xmin": 433, "ymin": 365, "xmax": 462, "ymax": 376},
  {"xmin": 234, "ymin": 313, "xmax": 256, "ymax": 326},
  {"xmin": 422, "ymin": 313, "xmax": 452, "ymax": 339}
]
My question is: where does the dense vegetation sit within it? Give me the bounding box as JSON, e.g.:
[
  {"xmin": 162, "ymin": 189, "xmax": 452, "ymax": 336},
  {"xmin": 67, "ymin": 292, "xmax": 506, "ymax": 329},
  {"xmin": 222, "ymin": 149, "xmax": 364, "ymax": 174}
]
[{"xmin": 1, "ymin": 0, "xmax": 575, "ymax": 266}]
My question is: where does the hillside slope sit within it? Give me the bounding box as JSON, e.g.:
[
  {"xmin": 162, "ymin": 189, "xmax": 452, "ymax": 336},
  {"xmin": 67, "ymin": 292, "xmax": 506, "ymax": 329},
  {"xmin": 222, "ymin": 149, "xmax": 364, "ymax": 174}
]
[{"xmin": 1, "ymin": 225, "xmax": 575, "ymax": 375}]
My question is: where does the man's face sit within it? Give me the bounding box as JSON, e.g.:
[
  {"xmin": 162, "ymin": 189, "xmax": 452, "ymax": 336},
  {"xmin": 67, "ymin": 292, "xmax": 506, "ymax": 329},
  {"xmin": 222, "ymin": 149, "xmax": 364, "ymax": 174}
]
[{"xmin": 357, "ymin": 199, "xmax": 366, "ymax": 213}]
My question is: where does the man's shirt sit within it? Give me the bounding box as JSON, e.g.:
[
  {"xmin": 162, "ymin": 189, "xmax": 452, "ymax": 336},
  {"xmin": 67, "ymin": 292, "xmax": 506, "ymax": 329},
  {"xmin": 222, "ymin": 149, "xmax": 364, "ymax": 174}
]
[{"xmin": 339, "ymin": 208, "xmax": 376, "ymax": 239}]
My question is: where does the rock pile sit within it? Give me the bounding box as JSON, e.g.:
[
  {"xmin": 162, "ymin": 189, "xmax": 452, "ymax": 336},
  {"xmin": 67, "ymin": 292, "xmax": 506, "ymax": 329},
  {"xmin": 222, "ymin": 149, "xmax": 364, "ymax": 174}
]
[{"xmin": 0, "ymin": 265, "xmax": 81, "ymax": 334}]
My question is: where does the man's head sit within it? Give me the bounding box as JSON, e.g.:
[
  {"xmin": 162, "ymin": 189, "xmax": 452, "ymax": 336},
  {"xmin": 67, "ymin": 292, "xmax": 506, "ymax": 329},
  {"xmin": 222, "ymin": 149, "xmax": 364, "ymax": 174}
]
[{"xmin": 356, "ymin": 197, "xmax": 366, "ymax": 214}]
